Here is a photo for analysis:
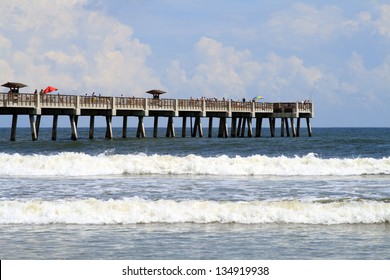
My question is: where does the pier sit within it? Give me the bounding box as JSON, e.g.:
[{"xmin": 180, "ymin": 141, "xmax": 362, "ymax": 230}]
[{"xmin": 0, "ymin": 90, "xmax": 314, "ymax": 141}]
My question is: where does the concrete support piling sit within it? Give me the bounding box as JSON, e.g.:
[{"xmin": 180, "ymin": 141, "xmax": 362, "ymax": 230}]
[
  {"xmin": 105, "ymin": 115, "xmax": 113, "ymax": 139},
  {"xmin": 255, "ymin": 118, "xmax": 263, "ymax": 137},
  {"xmin": 10, "ymin": 114, "xmax": 18, "ymax": 141},
  {"xmin": 153, "ymin": 116, "xmax": 159, "ymax": 138},
  {"xmin": 182, "ymin": 117, "xmax": 187, "ymax": 137},
  {"xmin": 29, "ymin": 114, "xmax": 37, "ymax": 141},
  {"xmin": 269, "ymin": 118, "xmax": 275, "ymax": 137},
  {"xmin": 231, "ymin": 117, "xmax": 237, "ymax": 137},
  {"xmin": 89, "ymin": 116, "xmax": 95, "ymax": 139},
  {"xmin": 290, "ymin": 118, "xmax": 296, "ymax": 137},
  {"xmin": 247, "ymin": 117, "xmax": 253, "ymax": 137},
  {"xmin": 218, "ymin": 117, "xmax": 228, "ymax": 138},
  {"xmin": 208, "ymin": 117, "xmax": 213, "ymax": 138},
  {"xmin": 192, "ymin": 116, "xmax": 203, "ymax": 137},
  {"xmin": 306, "ymin": 117, "xmax": 312, "ymax": 137},
  {"xmin": 35, "ymin": 115, "xmax": 41, "ymax": 138},
  {"xmin": 240, "ymin": 118, "xmax": 246, "ymax": 137},
  {"xmin": 69, "ymin": 115, "xmax": 78, "ymax": 141},
  {"xmin": 52, "ymin": 115, "xmax": 58, "ymax": 141},
  {"xmin": 297, "ymin": 118, "xmax": 301, "ymax": 137},
  {"xmin": 166, "ymin": 116, "xmax": 175, "ymax": 137},
  {"xmin": 285, "ymin": 118, "xmax": 290, "ymax": 137},
  {"xmin": 122, "ymin": 116, "xmax": 127, "ymax": 138}
]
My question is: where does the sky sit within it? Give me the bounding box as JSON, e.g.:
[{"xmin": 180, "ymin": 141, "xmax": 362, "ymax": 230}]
[{"xmin": 1, "ymin": 0, "xmax": 390, "ymax": 127}]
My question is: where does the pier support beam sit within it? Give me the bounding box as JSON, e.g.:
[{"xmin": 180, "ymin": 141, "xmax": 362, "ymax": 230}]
[
  {"xmin": 105, "ymin": 115, "xmax": 113, "ymax": 139},
  {"xmin": 35, "ymin": 115, "xmax": 41, "ymax": 138},
  {"xmin": 237, "ymin": 118, "xmax": 242, "ymax": 137},
  {"xmin": 52, "ymin": 115, "xmax": 58, "ymax": 141},
  {"xmin": 10, "ymin": 114, "xmax": 18, "ymax": 141},
  {"xmin": 153, "ymin": 116, "xmax": 159, "ymax": 138},
  {"xmin": 69, "ymin": 115, "xmax": 78, "ymax": 141},
  {"xmin": 122, "ymin": 116, "xmax": 127, "ymax": 138},
  {"xmin": 247, "ymin": 117, "xmax": 253, "ymax": 137},
  {"xmin": 306, "ymin": 117, "xmax": 312, "ymax": 137},
  {"xmin": 182, "ymin": 117, "xmax": 187, "ymax": 137},
  {"xmin": 297, "ymin": 118, "xmax": 301, "ymax": 137},
  {"xmin": 231, "ymin": 117, "xmax": 237, "ymax": 137},
  {"xmin": 255, "ymin": 118, "xmax": 263, "ymax": 137},
  {"xmin": 240, "ymin": 117, "xmax": 246, "ymax": 137},
  {"xmin": 208, "ymin": 117, "xmax": 213, "ymax": 138},
  {"xmin": 190, "ymin": 117, "xmax": 193, "ymax": 136},
  {"xmin": 218, "ymin": 117, "xmax": 228, "ymax": 138},
  {"xmin": 285, "ymin": 118, "xmax": 290, "ymax": 137},
  {"xmin": 192, "ymin": 116, "xmax": 203, "ymax": 137},
  {"xmin": 89, "ymin": 116, "xmax": 95, "ymax": 139},
  {"xmin": 166, "ymin": 116, "xmax": 175, "ymax": 137},
  {"xmin": 29, "ymin": 115, "xmax": 37, "ymax": 141},
  {"xmin": 269, "ymin": 118, "xmax": 275, "ymax": 137},
  {"xmin": 290, "ymin": 118, "xmax": 296, "ymax": 137},
  {"xmin": 136, "ymin": 116, "xmax": 145, "ymax": 138}
]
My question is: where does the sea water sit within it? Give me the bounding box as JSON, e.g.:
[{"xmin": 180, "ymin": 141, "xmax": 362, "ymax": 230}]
[{"xmin": 0, "ymin": 127, "xmax": 389, "ymax": 259}]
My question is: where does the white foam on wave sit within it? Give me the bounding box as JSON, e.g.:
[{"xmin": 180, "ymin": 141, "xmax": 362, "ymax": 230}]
[
  {"xmin": 0, "ymin": 152, "xmax": 389, "ymax": 177},
  {"xmin": 0, "ymin": 198, "xmax": 389, "ymax": 225}
]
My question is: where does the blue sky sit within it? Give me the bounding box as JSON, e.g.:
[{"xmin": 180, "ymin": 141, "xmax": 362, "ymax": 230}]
[{"xmin": 1, "ymin": 0, "xmax": 390, "ymax": 127}]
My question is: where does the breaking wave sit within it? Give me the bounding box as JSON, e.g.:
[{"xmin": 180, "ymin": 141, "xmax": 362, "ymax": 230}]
[
  {"xmin": 1, "ymin": 198, "xmax": 389, "ymax": 225},
  {"xmin": 0, "ymin": 152, "xmax": 389, "ymax": 177}
]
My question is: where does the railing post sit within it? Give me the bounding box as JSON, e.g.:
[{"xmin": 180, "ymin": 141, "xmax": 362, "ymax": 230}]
[
  {"xmin": 75, "ymin": 95, "xmax": 80, "ymax": 115},
  {"xmin": 111, "ymin": 96, "xmax": 116, "ymax": 115},
  {"xmin": 144, "ymin": 98, "xmax": 149, "ymax": 116},
  {"xmin": 228, "ymin": 100, "xmax": 232, "ymax": 117},
  {"xmin": 202, "ymin": 99, "xmax": 206, "ymax": 117},
  {"xmin": 35, "ymin": 92, "xmax": 41, "ymax": 115},
  {"xmin": 310, "ymin": 102, "xmax": 314, "ymax": 117},
  {"xmin": 175, "ymin": 99, "xmax": 179, "ymax": 116}
]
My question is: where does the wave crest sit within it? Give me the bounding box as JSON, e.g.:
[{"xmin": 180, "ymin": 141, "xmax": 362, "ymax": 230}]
[
  {"xmin": 0, "ymin": 152, "xmax": 389, "ymax": 176},
  {"xmin": 1, "ymin": 198, "xmax": 389, "ymax": 225}
]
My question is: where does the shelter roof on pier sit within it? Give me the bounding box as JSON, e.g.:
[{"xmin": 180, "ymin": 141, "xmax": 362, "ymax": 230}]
[
  {"xmin": 146, "ymin": 89, "xmax": 166, "ymax": 99},
  {"xmin": 2, "ymin": 82, "xmax": 27, "ymax": 93},
  {"xmin": 2, "ymin": 82, "xmax": 27, "ymax": 89}
]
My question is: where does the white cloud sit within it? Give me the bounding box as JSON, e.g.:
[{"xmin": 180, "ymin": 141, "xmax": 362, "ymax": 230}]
[
  {"xmin": 344, "ymin": 52, "xmax": 390, "ymax": 106},
  {"xmin": 266, "ymin": 3, "xmax": 346, "ymax": 41},
  {"xmin": 165, "ymin": 37, "xmax": 262, "ymax": 99},
  {"xmin": 165, "ymin": 37, "xmax": 323, "ymax": 101},
  {"xmin": 0, "ymin": 0, "xmax": 160, "ymax": 95},
  {"xmin": 263, "ymin": 3, "xmax": 379, "ymax": 49},
  {"xmin": 372, "ymin": 5, "xmax": 390, "ymax": 38}
]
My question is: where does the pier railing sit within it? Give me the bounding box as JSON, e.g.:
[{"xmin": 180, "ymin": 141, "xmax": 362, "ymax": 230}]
[
  {"xmin": 41, "ymin": 94, "xmax": 77, "ymax": 109},
  {"xmin": 178, "ymin": 99, "xmax": 203, "ymax": 110},
  {"xmin": 0, "ymin": 92, "xmax": 313, "ymax": 116},
  {"xmin": 115, "ymin": 97, "xmax": 145, "ymax": 109},
  {"xmin": 148, "ymin": 98, "xmax": 176, "ymax": 110}
]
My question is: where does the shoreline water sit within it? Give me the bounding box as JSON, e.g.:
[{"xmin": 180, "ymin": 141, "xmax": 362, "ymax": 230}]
[{"xmin": 0, "ymin": 127, "xmax": 389, "ymax": 259}]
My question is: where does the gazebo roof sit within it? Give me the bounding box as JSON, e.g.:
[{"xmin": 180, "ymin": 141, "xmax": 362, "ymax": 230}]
[
  {"xmin": 1, "ymin": 82, "xmax": 28, "ymax": 89},
  {"xmin": 146, "ymin": 89, "xmax": 166, "ymax": 95},
  {"xmin": 146, "ymin": 89, "xmax": 166, "ymax": 99}
]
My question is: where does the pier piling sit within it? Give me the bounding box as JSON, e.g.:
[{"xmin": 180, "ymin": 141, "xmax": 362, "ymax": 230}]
[
  {"xmin": 122, "ymin": 116, "xmax": 127, "ymax": 138},
  {"xmin": 89, "ymin": 116, "xmax": 95, "ymax": 139},
  {"xmin": 52, "ymin": 115, "xmax": 58, "ymax": 141},
  {"xmin": 69, "ymin": 115, "xmax": 78, "ymax": 141}
]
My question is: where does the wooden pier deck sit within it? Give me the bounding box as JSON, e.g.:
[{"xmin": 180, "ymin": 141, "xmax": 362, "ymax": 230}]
[{"xmin": 0, "ymin": 92, "xmax": 314, "ymax": 141}]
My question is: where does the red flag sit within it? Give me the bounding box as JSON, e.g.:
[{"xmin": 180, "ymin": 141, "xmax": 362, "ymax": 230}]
[{"xmin": 43, "ymin": 86, "xmax": 58, "ymax": 94}]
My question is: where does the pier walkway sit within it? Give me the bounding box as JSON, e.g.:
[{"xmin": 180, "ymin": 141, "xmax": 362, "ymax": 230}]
[{"xmin": 0, "ymin": 92, "xmax": 314, "ymax": 141}]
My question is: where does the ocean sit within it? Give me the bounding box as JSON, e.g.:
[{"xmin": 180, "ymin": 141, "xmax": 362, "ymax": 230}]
[{"xmin": 0, "ymin": 127, "xmax": 389, "ymax": 259}]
